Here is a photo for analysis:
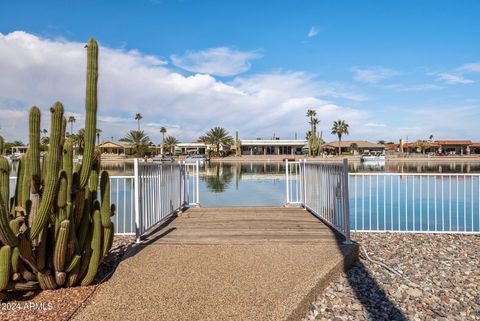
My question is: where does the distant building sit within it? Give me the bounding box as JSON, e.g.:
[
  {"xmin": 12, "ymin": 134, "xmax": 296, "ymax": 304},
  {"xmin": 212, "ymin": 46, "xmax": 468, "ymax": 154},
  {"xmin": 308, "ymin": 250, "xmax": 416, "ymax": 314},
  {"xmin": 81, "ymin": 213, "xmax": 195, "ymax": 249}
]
[
  {"xmin": 239, "ymin": 139, "xmax": 307, "ymax": 156},
  {"xmin": 176, "ymin": 143, "xmax": 207, "ymax": 155},
  {"xmin": 322, "ymin": 141, "xmax": 385, "ymax": 155},
  {"xmin": 386, "ymin": 140, "xmax": 480, "ymax": 155},
  {"xmin": 97, "ymin": 141, "xmax": 134, "ymax": 157}
]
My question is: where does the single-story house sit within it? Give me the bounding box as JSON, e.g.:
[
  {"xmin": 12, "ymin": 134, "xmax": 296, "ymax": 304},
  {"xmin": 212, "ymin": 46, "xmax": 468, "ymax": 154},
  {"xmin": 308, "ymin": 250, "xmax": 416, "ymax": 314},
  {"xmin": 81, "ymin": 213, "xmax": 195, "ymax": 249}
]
[
  {"xmin": 322, "ymin": 140, "xmax": 385, "ymax": 155},
  {"xmin": 97, "ymin": 141, "xmax": 134, "ymax": 157},
  {"xmin": 386, "ymin": 140, "xmax": 480, "ymax": 155},
  {"xmin": 176, "ymin": 143, "xmax": 207, "ymax": 155},
  {"xmin": 239, "ymin": 139, "xmax": 307, "ymax": 155}
]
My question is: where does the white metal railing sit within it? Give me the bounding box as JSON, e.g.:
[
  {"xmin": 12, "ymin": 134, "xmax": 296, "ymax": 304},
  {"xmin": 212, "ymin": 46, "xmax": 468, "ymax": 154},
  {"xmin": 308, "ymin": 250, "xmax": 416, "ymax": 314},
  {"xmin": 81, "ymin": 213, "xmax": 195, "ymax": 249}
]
[
  {"xmin": 286, "ymin": 159, "xmax": 351, "ymax": 242},
  {"xmin": 134, "ymin": 159, "xmax": 185, "ymax": 242},
  {"xmin": 181, "ymin": 161, "xmax": 200, "ymax": 206},
  {"xmin": 349, "ymin": 173, "xmax": 480, "ymax": 233},
  {"xmin": 285, "ymin": 160, "xmax": 305, "ymax": 204}
]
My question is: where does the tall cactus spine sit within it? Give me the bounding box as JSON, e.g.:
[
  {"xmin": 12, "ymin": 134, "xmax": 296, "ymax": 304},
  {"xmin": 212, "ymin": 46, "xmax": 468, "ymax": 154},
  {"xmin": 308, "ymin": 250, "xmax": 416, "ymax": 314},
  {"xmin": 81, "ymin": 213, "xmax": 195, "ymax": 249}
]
[
  {"xmin": 79, "ymin": 38, "xmax": 98, "ymax": 189},
  {"xmin": 29, "ymin": 102, "xmax": 64, "ymax": 240},
  {"xmin": 28, "ymin": 106, "xmax": 41, "ymax": 194}
]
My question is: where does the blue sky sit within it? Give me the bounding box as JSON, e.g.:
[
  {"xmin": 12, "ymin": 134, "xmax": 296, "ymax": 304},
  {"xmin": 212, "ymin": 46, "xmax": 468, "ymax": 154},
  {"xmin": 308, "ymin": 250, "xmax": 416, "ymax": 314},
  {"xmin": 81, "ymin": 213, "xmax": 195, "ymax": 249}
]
[{"xmin": 1, "ymin": 0, "xmax": 480, "ymax": 143}]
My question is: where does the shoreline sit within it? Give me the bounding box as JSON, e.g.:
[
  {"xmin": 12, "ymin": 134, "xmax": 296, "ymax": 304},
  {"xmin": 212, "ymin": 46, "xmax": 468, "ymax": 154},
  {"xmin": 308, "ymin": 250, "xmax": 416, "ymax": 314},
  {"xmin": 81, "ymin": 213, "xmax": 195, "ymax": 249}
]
[{"xmin": 97, "ymin": 155, "xmax": 480, "ymax": 164}]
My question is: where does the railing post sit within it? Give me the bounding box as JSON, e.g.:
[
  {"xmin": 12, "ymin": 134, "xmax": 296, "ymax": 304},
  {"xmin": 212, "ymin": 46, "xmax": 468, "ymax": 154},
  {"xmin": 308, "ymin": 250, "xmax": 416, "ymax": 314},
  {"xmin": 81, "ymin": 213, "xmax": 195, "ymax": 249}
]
[
  {"xmin": 134, "ymin": 158, "xmax": 141, "ymax": 243},
  {"xmin": 303, "ymin": 159, "xmax": 307, "ymax": 207},
  {"xmin": 285, "ymin": 159, "xmax": 290, "ymax": 204},
  {"xmin": 342, "ymin": 158, "xmax": 351, "ymax": 244},
  {"xmin": 196, "ymin": 160, "xmax": 200, "ymax": 206}
]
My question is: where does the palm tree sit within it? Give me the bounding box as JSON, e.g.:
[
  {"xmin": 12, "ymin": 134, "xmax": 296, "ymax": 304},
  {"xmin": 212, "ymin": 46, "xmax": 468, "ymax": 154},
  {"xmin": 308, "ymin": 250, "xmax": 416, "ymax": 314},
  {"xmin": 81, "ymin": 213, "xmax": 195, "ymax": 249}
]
[
  {"xmin": 306, "ymin": 109, "xmax": 317, "ymax": 156},
  {"xmin": 68, "ymin": 116, "xmax": 76, "ymax": 135},
  {"xmin": 96, "ymin": 129, "xmax": 102, "ymax": 145},
  {"xmin": 134, "ymin": 113, "xmax": 143, "ymax": 131},
  {"xmin": 120, "ymin": 130, "xmax": 151, "ymax": 156},
  {"xmin": 163, "ymin": 135, "xmax": 179, "ymax": 155},
  {"xmin": 72, "ymin": 128, "xmax": 85, "ymax": 154},
  {"xmin": 199, "ymin": 127, "xmax": 233, "ymax": 155},
  {"xmin": 160, "ymin": 126, "xmax": 167, "ymax": 155},
  {"xmin": 331, "ymin": 120, "xmax": 349, "ymax": 155}
]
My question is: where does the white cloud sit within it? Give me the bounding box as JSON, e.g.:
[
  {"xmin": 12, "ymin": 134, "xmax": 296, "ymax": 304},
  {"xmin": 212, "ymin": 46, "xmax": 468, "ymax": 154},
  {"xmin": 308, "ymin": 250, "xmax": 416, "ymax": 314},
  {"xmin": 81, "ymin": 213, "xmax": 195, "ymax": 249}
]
[
  {"xmin": 171, "ymin": 47, "xmax": 262, "ymax": 77},
  {"xmin": 365, "ymin": 123, "xmax": 387, "ymax": 128},
  {"xmin": 435, "ymin": 72, "xmax": 474, "ymax": 84},
  {"xmin": 457, "ymin": 62, "xmax": 480, "ymax": 73},
  {"xmin": 0, "ymin": 31, "xmax": 373, "ymax": 144},
  {"xmin": 351, "ymin": 67, "xmax": 399, "ymax": 84},
  {"xmin": 384, "ymin": 83, "xmax": 443, "ymax": 92},
  {"xmin": 307, "ymin": 27, "xmax": 319, "ymax": 37}
]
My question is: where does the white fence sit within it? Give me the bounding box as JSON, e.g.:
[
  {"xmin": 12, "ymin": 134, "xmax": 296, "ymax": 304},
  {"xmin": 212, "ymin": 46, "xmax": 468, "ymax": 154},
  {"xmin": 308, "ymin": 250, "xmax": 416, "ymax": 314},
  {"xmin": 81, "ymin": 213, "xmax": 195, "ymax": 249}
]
[
  {"xmin": 349, "ymin": 173, "xmax": 480, "ymax": 233},
  {"xmin": 286, "ymin": 159, "xmax": 351, "ymax": 242},
  {"xmin": 134, "ymin": 159, "xmax": 184, "ymax": 242}
]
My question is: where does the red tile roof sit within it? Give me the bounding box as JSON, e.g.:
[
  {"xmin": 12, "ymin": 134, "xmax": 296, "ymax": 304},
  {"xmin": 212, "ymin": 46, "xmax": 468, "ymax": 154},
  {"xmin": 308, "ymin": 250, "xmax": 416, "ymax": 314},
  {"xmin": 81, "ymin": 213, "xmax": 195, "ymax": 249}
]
[{"xmin": 435, "ymin": 140, "xmax": 472, "ymax": 145}]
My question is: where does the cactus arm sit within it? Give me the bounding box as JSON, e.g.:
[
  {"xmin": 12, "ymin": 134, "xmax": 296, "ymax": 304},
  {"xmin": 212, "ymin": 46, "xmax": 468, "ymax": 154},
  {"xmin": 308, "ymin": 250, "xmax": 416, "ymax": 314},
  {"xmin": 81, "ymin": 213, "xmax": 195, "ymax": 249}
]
[
  {"xmin": 0, "ymin": 190, "xmax": 18, "ymax": 247},
  {"xmin": 0, "ymin": 136, "xmax": 4, "ymax": 155},
  {"xmin": 56, "ymin": 171, "xmax": 68, "ymax": 238},
  {"xmin": 0, "ymin": 245, "xmax": 12, "ymax": 290},
  {"xmin": 21, "ymin": 153, "xmax": 30, "ymax": 210},
  {"xmin": 29, "ymin": 102, "xmax": 64, "ymax": 240},
  {"xmin": 101, "ymin": 221, "xmax": 114, "ymax": 259},
  {"xmin": 53, "ymin": 219, "xmax": 69, "ymax": 274},
  {"xmin": 65, "ymin": 254, "xmax": 81, "ymax": 273},
  {"xmin": 79, "ymin": 38, "xmax": 98, "ymax": 189},
  {"xmin": 80, "ymin": 207, "xmax": 102, "ymax": 286},
  {"xmin": 7, "ymin": 281, "xmax": 39, "ymax": 291},
  {"xmin": 0, "ymin": 156, "xmax": 10, "ymax": 212},
  {"xmin": 100, "ymin": 171, "xmax": 111, "ymax": 227}
]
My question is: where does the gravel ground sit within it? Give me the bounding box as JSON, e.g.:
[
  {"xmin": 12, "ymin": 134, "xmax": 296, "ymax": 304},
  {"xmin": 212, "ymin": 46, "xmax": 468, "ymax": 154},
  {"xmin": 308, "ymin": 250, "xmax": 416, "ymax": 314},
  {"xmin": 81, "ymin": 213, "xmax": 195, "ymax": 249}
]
[
  {"xmin": 0, "ymin": 235, "xmax": 134, "ymax": 321},
  {"xmin": 304, "ymin": 233, "xmax": 480, "ymax": 321}
]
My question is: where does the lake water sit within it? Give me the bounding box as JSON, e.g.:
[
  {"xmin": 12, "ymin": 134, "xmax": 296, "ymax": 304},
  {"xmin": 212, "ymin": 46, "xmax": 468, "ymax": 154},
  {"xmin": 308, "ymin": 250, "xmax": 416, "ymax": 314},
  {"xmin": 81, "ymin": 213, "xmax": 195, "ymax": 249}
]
[{"xmin": 195, "ymin": 161, "xmax": 480, "ymax": 208}]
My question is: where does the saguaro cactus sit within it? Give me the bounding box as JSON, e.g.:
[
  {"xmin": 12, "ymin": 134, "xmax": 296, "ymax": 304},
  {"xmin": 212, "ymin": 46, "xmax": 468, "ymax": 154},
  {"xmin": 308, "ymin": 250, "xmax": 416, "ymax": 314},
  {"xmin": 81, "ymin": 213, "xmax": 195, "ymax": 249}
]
[{"xmin": 0, "ymin": 38, "xmax": 115, "ymax": 296}]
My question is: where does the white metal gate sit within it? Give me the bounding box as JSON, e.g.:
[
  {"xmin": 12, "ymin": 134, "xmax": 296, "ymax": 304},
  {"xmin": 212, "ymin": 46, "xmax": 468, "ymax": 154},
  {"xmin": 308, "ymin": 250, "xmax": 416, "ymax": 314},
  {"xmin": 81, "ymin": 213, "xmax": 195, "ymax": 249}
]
[
  {"xmin": 181, "ymin": 161, "xmax": 200, "ymax": 207},
  {"xmin": 133, "ymin": 159, "xmax": 200, "ymax": 242},
  {"xmin": 286, "ymin": 159, "xmax": 351, "ymax": 242}
]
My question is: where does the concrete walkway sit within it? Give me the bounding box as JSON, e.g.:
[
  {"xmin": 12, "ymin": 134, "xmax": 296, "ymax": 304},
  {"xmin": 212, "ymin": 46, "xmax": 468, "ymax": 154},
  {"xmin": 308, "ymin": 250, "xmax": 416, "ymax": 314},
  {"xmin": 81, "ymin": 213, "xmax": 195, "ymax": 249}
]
[{"xmin": 74, "ymin": 207, "xmax": 358, "ymax": 321}]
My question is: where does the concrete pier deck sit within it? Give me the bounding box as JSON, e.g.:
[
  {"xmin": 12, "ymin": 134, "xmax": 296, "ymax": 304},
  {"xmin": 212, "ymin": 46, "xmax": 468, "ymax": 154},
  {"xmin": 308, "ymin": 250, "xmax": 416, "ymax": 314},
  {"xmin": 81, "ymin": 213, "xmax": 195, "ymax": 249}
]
[{"xmin": 74, "ymin": 207, "xmax": 358, "ymax": 321}]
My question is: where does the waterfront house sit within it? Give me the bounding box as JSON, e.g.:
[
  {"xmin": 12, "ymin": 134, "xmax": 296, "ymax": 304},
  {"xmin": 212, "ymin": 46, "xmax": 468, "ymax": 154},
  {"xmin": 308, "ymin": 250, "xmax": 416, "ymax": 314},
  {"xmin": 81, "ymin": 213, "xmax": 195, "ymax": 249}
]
[
  {"xmin": 239, "ymin": 139, "xmax": 307, "ymax": 156},
  {"xmin": 97, "ymin": 141, "xmax": 134, "ymax": 158},
  {"xmin": 322, "ymin": 140, "xmax": 385, "ymax": 155},
  {"xmin": 386, "ymin": 140, "xmax": 480, "ymax": 155},
  {"xmin": 176, "ymin": 142, "xmax": 207, "ymax": 155}
]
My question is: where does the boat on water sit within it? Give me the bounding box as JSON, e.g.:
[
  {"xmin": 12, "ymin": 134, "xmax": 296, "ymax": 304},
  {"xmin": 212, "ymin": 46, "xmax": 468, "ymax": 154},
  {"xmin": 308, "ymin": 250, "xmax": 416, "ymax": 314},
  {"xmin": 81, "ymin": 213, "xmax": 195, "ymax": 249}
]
[
  {"xmin": 360, "ymin": 154, "xmax": 386, "ymax": 162},
  {"xmin": 184, "ymin": 155, "xmax": 207, "ymax": 164}
]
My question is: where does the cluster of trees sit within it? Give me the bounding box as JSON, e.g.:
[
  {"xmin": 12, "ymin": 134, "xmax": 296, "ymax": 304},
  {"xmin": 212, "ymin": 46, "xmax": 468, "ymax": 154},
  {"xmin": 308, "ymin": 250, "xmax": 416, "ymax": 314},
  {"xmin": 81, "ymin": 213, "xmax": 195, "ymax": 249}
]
[
  {"xmin": 198, "ymin": 127, "xmax": 233, "ymax": 157},
  {"xmin": 306, "ymin": 109, "xmax": 350, "ymax": 156},
  {"xmin": 118, "ymin": 113, "xmax": 179, "ymax": 157}
]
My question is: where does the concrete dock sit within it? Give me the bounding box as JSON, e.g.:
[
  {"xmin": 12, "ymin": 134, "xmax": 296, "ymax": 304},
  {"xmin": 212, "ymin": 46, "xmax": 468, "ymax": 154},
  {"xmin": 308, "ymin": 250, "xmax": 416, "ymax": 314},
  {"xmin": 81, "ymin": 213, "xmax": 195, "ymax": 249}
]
[{"xmin": 74, "ymin": 207, "xmax": 358, "ymax": 321}]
